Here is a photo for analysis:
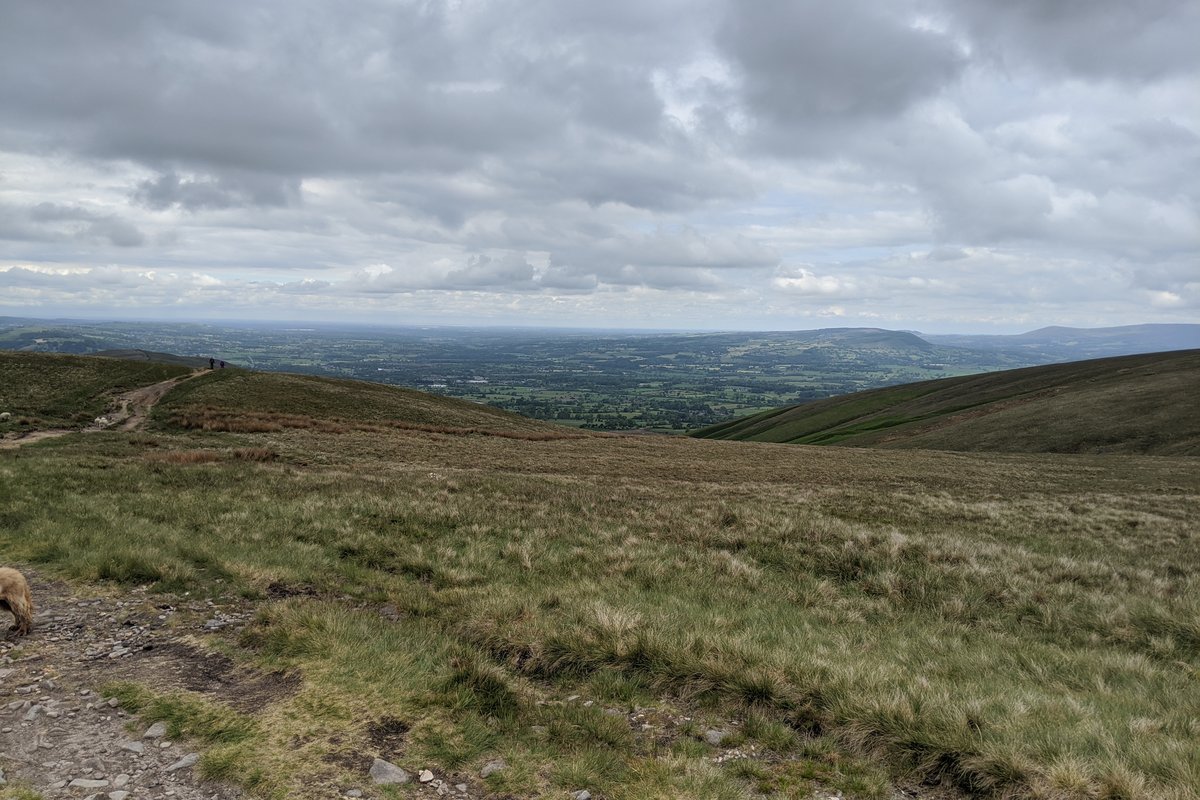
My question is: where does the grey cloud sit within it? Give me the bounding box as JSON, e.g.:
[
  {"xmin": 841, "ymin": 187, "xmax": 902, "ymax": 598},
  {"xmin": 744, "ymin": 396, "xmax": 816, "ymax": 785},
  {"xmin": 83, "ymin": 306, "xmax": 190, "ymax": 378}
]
[
  {"xmin": 0, "ymin": 202, "xmax": 145, "ymax": 247},
  {"xmin": 443, "ymin": 254, "xmax": 537, "ymax": 290},
  {"xmin": 947, "ymin": 0, "xmax": 1200, "ymax": 82},
  {"xmin": 134, "ymin": 171, "xmax": 301, "ymax": 211},
  {"xmin": 716, "ymin": 0, "xmax": 964, "ymax": 152}
]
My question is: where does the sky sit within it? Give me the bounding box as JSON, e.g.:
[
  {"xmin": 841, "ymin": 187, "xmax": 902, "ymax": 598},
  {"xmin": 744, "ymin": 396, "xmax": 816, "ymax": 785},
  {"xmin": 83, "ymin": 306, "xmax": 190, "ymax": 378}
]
[{"xmin": 1, "ymin": 1, "xmax": 1197, "ymax": 333}]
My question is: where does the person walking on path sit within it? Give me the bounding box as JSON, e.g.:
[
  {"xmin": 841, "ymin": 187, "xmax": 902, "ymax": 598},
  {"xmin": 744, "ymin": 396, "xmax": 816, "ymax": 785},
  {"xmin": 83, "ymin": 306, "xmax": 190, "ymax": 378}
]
[{"xmin": 209, "ymin": 357, "xmax": 215, "ymax": 370}]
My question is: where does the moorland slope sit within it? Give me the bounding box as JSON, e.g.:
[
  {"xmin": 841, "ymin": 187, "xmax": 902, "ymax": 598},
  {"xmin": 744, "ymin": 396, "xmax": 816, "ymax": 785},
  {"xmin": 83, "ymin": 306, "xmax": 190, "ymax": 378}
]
[
  {"xmin": 152, "ymin": 366, "xmax": 578, "ymax": 438},
  {"xmin": 2, "ymin": 352, "xmax": 1199, "ymax": 800},
  {"xmin": 693, "ymin": 349, "xmax": 1200, "ymax": 455},
  {"xmin": 0, "ymin": 350, "xmax": 191, "ymax": 431}
]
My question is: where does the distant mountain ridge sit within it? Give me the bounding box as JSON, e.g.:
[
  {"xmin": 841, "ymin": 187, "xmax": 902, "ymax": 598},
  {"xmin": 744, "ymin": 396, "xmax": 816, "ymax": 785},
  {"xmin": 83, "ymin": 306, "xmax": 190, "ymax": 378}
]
[
  {"xmin": 924, "ymin": 323, "xmax": 1200, "ymax": 361},
  {"xmin": 692, "ymin": 349, "xmax": 1200, "ymax": 456}
]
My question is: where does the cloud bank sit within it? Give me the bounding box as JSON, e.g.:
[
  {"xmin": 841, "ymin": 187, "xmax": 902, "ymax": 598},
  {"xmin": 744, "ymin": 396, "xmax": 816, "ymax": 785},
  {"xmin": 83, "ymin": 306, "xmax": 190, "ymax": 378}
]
[{"xmin": 1, "ymin": 0, "xmax": 1196, "ymax": 330}]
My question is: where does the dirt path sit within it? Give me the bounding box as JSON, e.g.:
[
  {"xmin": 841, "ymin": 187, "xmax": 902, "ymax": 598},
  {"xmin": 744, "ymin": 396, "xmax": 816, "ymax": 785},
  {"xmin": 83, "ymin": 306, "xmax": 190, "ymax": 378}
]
[
  {"xmin": 0, "ymin": 371, "xmax": 201, "ymax": 450},
  {"xmin": 1, "ymin": 569, "xmax": 254, "ymax": 799}
]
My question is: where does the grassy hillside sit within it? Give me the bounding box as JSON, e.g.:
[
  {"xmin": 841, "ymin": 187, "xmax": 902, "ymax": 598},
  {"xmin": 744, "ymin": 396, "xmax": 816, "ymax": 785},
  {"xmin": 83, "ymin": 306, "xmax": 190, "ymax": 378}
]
[
  {"xmin": 153, "ymin": 367, "xmax": 580, "ymax": 438},
  {"xmin": 693, "ymin": 349, "xmax": 1200, "ymax": 455},
  {"xmin": 2, "ymin": 357, "xmax": 1199, "ymax": 798},
  {"xmin": 0, "ymin": 350, "xmax": 190, "ymax": 431}
]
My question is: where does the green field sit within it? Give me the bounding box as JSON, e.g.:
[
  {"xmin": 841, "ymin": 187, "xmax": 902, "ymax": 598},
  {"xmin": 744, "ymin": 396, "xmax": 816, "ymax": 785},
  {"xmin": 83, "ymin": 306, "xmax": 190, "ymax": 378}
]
[{"xmin": 2, "ymin": 357, "xmax": 1199, "ymax": 799}]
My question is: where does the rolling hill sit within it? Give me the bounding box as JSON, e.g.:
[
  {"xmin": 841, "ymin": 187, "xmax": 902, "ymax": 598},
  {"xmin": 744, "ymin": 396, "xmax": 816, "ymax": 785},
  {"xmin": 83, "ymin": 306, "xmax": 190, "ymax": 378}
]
[{"xmin": 692, "ymin": 349, "xmax": 1200, "ymax": 455}]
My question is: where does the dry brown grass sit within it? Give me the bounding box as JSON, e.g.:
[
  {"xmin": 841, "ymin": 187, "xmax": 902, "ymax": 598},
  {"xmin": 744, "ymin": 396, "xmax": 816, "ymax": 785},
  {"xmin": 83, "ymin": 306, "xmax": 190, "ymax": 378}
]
[
  {"xmin": 146, "ymin": 449, "xmax": 224, "ymax": 465},
  {"xmin": 167, "ymin": 407, "xmax": 593, "ymax": 442}
]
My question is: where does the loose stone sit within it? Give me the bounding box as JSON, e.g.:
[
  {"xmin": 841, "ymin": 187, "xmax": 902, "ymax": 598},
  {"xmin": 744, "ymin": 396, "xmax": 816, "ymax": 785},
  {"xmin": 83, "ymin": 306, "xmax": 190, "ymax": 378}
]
[{"xmin": 369, "ymin": 758, "xmax": 410, "ymax": 785}]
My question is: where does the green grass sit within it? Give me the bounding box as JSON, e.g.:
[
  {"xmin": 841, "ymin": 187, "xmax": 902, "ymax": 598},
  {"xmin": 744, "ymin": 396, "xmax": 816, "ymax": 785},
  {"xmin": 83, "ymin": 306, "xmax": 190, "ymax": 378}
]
[
  {"xmin": 693, "ymin": 349, "xmax": 1200, "ymax": 455},
  {"xmin": 2, "ymin": 357, "xmax": 1199, "ymax": 798},
  {"xmin": 0, "ymin": 351, "xmax": 189, "ymax": 430},
  {"xmin": 0, "ymin": 788, "xmax": 46, "ymax": 800}
]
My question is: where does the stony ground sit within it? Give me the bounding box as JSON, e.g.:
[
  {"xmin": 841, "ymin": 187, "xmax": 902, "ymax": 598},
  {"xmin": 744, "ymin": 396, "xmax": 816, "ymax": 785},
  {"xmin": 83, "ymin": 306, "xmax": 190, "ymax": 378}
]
[{"xmin": 0, "ymin": 571, "xmax": 250, "ymax": 799}]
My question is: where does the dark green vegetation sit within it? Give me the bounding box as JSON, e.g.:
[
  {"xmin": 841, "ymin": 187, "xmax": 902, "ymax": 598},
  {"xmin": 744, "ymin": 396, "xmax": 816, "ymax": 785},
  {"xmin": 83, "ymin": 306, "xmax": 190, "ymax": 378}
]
[
  {"xmin": 6, "ymin": 316, "xmax": 1195, "ymax": 432},
  {"xmin": 3, "ymin": 353, "xmax": 1200, "ymax": 799},
  {"xmin": 0, "ymin": 350, "xmax": 189, "ymax": 431},
  {"xmin": 695, "ymin": 350, "xmax": 1200, "ymax": 455}
]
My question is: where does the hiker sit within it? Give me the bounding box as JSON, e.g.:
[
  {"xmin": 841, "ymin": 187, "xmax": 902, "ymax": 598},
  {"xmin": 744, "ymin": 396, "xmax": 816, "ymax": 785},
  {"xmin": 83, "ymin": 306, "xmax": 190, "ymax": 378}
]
[
  {"xmin": 209, "ymin": 357, "xmax": 215, "ymax": 370},
  {"xmin": 219, "ymin": 360, "xmax": 226, "ymax": 369}
]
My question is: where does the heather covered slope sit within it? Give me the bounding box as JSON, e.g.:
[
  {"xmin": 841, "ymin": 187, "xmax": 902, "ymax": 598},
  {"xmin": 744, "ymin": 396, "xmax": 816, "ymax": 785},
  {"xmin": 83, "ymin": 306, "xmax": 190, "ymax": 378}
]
[
  {"xmin": 152, "ymin": 366, "xmax": 580, "ymax": 438},
  {"xmin": 693, "ymin": 349, "xmax": 1200, "ymax": 455}
]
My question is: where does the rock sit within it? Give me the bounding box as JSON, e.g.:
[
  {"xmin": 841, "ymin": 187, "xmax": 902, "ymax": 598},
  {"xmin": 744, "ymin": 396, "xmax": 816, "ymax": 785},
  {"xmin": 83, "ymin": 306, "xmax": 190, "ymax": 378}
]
[
  {"xmin": 0, "ymin": 767, "xmax": 6, "ymax": 785},
  {"xmin": 419, "ymin": 769, "xmax": 435, "ymax": 782},
  {"xmin": 112, "ymin": 774, "xmax": 130, "ymax": 787},
  {"xmin": 480, "ymin": 758, "xmax": 507, "ymax": 778},
  {"xmin": 704, "ymin": 728, "xmax": 728, "ymax": 746},
  {"xmin": 69, "ymin": 778, "xmax": 111, "ymax": 789},
  {"xmin": 120, "ymin": 740, "xmax": 144, "ymax": 754},
  {"xmin": 165, "ymin": 753, "xmax": 199, "ymax": 772},
  {"xmin": 109, "ymin": 792, "xmax": 131, "ymax": 800},
  {"xmin": 345, "ymin": 791, "xmax": 363, "ymax": 798},
  {"xmin": 369, "ymin": 758, "xmax": 410, "ymax": 785},
  {"xmin": 142, "ymin": 721, "xmax": 168, "ymax": 739},
  {"xmin": 572, "ymin": 791, "xmax": 592, "ymax": 800}
]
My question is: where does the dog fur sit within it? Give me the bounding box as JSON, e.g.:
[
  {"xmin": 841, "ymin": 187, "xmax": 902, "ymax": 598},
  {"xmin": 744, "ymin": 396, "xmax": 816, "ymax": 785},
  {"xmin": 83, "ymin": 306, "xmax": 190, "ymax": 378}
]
[{"xmin": 0, "ymin": 567, "xmax": 34, "ymax": 636}]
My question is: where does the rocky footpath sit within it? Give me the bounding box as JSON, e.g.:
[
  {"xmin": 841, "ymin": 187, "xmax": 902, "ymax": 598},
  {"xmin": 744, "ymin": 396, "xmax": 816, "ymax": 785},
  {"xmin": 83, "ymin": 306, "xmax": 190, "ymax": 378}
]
[{"xmin": 0, "ymin": 574, "xmax": 244, "ymax": 800}]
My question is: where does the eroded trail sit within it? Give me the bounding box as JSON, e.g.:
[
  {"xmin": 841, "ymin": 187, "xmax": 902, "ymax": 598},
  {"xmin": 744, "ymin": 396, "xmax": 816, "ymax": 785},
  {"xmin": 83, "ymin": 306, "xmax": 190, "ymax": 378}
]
[
  {"xmin": 0, "ymin": 371, "xmax": 201, "ymax": 449},
  {"xmin": 0, "ymin": 570, "xmax": 249, "ymax": 799}
]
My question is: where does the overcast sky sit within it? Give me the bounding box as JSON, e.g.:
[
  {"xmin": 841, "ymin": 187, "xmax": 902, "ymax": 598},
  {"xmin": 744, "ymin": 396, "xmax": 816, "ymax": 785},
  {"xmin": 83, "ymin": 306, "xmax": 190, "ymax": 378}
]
[{"xmin": 1, "ymin": 0, "xmax": 1197, "ymax": 332}]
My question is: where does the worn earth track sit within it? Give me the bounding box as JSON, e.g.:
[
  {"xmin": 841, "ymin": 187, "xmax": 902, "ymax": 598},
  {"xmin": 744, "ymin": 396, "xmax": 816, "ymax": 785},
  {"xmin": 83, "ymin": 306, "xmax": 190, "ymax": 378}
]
[
  {"xmin": 0, "ymin": 371, "xmax": 201, "ymax": 450},
  {"xmin": 0, "ymin": 570, "xmax": 253, "ymax": 799}
]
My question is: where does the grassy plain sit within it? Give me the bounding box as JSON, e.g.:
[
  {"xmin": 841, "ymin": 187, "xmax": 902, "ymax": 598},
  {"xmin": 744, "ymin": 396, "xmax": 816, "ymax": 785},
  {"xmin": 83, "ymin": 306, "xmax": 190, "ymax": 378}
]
[
  {"xmin": 695, "ymin": 350, "xmax": 1200, "ymax": 455},
  {"xmin": 1, "ymin": 363, "xmax": 1199, "ymax": 799}
]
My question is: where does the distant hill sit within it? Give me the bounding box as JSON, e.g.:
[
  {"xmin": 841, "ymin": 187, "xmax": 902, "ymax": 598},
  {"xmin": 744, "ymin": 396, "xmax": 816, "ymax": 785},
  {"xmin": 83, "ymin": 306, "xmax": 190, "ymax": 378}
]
[
  {"xmin": 92, "ymin": 348, "xmax": 213, "ymax": 368},
  {"xmin": 925, "ymin": 324, "xmax": 1200, "ymax": 361},
  {"xmin": 692, "ymin": 349, "xmax": 1200, "ymax": 455}
]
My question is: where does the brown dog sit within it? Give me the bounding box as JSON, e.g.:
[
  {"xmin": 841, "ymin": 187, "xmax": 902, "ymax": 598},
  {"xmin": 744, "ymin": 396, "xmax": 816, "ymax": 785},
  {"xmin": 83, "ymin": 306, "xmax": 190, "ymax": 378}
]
[{"xmin": 0, "ymin": 567, "xmax": 34, "ymax": 636}]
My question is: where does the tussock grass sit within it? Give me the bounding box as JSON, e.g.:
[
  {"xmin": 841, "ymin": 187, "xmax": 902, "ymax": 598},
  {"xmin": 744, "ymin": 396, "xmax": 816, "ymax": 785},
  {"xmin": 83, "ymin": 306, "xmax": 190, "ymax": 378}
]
[
  {"xmin": 167, "ymin": 406, "xmax": 589, "ymax": 441},
  {"xmin": 2, "ymin": 403, "xmax": 1199, "ymax": 796}
]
